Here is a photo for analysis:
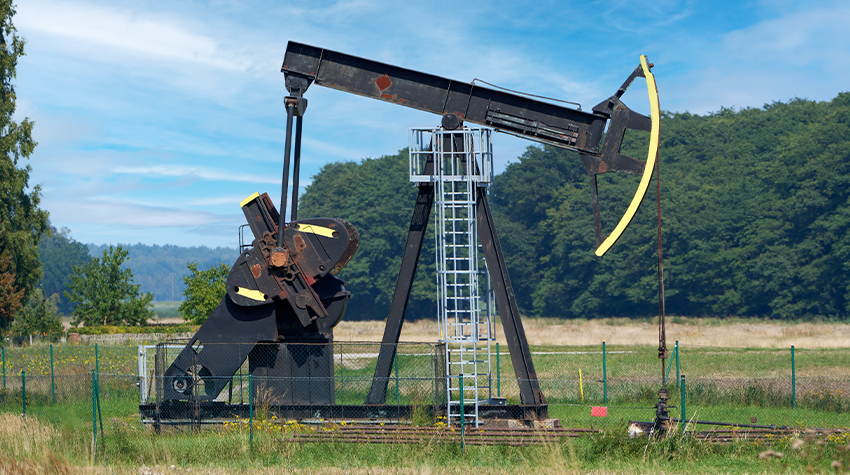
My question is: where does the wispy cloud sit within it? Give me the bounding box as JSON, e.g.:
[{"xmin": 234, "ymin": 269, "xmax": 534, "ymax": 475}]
[
  {"xmin": 722, "ymin": 3, "xmax": 850, "ymax": 66},
  {"xmin": 112, "ymin": 164, "xmax": 281, "ymax": 185},
  {"xmin": 16, "ymin": 0, "xmax": 250, "ymax": 71},
  {"xmin": 662, "ymin": 2, "xmax": 850, "ymax": 113},
  {"xmin": 49, "ymin": 197, "xmax": 240, "ymax": 228},
  {"xmin": 601, "ymin": 0, "xmax": 696, "ymax": 33}
]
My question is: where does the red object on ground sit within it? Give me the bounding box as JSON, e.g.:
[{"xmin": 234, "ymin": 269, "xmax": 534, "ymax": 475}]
[{"xmin": 591, "ymin": 406, "xmax": 608, "ymax": 417}]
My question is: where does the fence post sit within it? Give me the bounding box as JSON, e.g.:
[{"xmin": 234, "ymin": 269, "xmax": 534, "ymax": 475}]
[
  {"xmin": 394, "ymin": 352, "xmax": 400, "ymax": 406},
  {"xmin": 95, "ymin": 343, "xmax": 99, "ymax": 376},
  {"xmin": 459, "ymin": 373, "xmax": 465, "ymax": 449},
  {"xmin": 2, "ymin": 347, "xmax": 5, "ymax": 389},
  {"xmin": 680, "ymin": 374, "xmax": 686, "ymax": 433},
  {"xmin": 602, "ymin": 341, "xmax": 607, "ymax": 405},
  {"xmin": 791, "ymin": 345, "xmax": 796, "ymax": 408},
  {"xmin": 249, "ymin": 373, "xmax": 254, "ymax": 451},
  {"xmin": 496, "ymin": 343, "xmax": 500, "ymax": 398},
  {"xmin": 338, "ymin": 345, "xmax": 345, "ymax": 405},
  {"xmin": 21, "ymin": 371, "xmax": 26, "ymax": 416},
  {"xmin": 675, "ymin": 341, "xmax": 680, "ymax": 388},
  {"xmin": 50, "ymin": 344, "xmax": 55, "ymax": 404},
  {"xmin": 91, "ymin": 369, "xmax": 97, "ymax": 462}
]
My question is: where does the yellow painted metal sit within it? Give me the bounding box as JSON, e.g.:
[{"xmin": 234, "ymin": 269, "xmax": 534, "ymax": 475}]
[
  {"xmin": 579, "ymin": 369, "xmax": 585, "ymax": 403},
  {"xmin": 296, "ymin": 224, "xmax": 336, "ymax": 238},
  {"xmin": 239, "ymin": 192, "xmax": 260, "ymax": 208},
  {"xmin": 595, "ymin": 55, "xmax": 660, "ymax": 257},
  {"xmin": 236, "ymin": 287, "xmax": 266, "ymax": 301}
]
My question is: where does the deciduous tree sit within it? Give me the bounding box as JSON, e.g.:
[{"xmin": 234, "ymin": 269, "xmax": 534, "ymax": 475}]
[
  {"xmin": 0, "ymin": 0, "xmax": 49, "ymax": 305},
  {"xmin": 0, "ymin": 251, "xmax": 22, "ymax": 330},
  {"xmin": 11, "ymin": 287, "xmax": 62, "ymax": 343},
  {"xmin": 178, "ymin": 261, "xmax": 229, "ymax": 324},
  {"xmin": 64, "ymin": 245, "xmax": 154, "ymax": 326}
]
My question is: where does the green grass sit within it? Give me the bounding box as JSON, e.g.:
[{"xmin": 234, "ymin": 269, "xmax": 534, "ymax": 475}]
[
  {"xmin": 4, "ymin": 341, "xmax": 850, "ymax": 472},
  {"xmin": 4, "ymin": 408, "xmax": 850, "ymax": 474}
]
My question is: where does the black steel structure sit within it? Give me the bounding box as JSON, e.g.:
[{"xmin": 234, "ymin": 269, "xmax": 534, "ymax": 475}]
[
  {"xmin": 280, "ymin": 42, "xmax": 658, "ymax": 413},
  {"xmin": 150, "ymin": 42, "xmax": 658, "ymax": 425}
]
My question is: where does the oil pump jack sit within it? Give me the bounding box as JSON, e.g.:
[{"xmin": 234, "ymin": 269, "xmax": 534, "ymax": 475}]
[
  {"xmin": 149, "ymin": 41, "xmax": 662, "ymax": 425},
  {"xmin": 279, "ymin": 42, "xmax": 662, "ymax": 420}
]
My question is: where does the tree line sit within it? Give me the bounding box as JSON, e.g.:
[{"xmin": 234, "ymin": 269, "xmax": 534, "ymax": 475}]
[{"xmin": 301, "ymin": 94, "xmax": 850, "ymax": 321}]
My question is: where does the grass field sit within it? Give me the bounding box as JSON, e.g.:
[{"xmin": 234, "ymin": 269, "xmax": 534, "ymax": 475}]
[
  {"xmin": 4, "ymin": 318, "xmax": 850, "ymax": 473},
  {"xmin": 2, "ymin": 409, "xmax": 849, "ymax": 474}
]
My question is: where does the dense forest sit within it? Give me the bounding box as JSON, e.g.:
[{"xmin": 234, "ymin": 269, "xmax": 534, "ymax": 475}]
[
  {"xmin": 34, "ymin": 94, "xmax": 849, "ymax": 321},
  {"xmin": 300, "ymin": 93, "xmax": 850, "ymax": 321}
]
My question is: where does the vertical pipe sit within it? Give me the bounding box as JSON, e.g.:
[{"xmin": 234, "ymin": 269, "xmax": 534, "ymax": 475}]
[
  {"xmin": 603, "ymin": 341, "xmax": 608, "ymax": 405},
  {"xmin": 680, "ymin": 374, "xmax": 686, "ymax": 433},
  {"xmin": 291, "ymin": 115, "xmax": 303, "ymax": 221},
  {"xmin": 51, "ymin": 344, "xmax": 55, "ymax": 404},
  {"xmin": 791, "ymin": 346, "xmax": 796, "ymax": 409},
  {"xmin": 249, "ymin": 373, "xmax": 254, "ymax": 449},
  {"xmin": 675, "ymin": 341, "xmax": 680, "ymax": 388},
  {"xmin": 21, "ymin": 371, "xmax": 26, "ymax": 416},
  {"xmin": 496, "ymin": 343, "xmax": 500, "ymax": 398},
  {"xmin": 459, "ymin": 373, "xmax": 465, "ymax": 449},
  {"xmin": 278, "ymin": 103, "xmax": 295, "ymax": 244}
]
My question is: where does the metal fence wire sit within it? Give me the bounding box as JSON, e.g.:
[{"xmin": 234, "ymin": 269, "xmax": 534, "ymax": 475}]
[
  {"xmin": 2, "ymin": 340, "xmax": 850, "ymax": 455},
  {"xmin": 145, "ymin": 341, "xmax": 445, "ymax": 425}
]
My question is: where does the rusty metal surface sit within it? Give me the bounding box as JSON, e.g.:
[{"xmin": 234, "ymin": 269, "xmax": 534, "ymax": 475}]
[
  {"xmin": 282, "ymin": 42, "xmax": 605, "ymax": 153},
  {"xmin": 281, "ymin": 40, "xmax": 658, "ymax": 259},
  {"xmin": 285, "ymin": 424, "xmax": 598, "ymax": 446}
]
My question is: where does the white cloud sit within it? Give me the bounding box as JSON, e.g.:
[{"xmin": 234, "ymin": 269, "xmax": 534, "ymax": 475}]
[
  {"xmin": 601, "ymin": 0, "xmax": 696, "ymax": 34},
  {"xmin": 722, "ymin": 4, "xmax": 850, "ymax": 67},
  {"xmin": 112, "ymin": 164, "xmax": 280, "ymax": 184},
  {"xmin": 653, "ymin": 2, "xmax": 850, "ymax": 114},
  {"xmin": 48, "ymin": 197, "xmax": 240, "ymax": 228},
  {"xmin": 16, "ymin": 0, "xmax": 250, "ymax": 71},
  {"xmin": 112, "ymin": 164, "xmax": 280, "ymax": 185}
]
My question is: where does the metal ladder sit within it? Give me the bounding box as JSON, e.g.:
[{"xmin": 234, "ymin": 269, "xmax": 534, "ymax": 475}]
[{"xmin": 410, "ymin": 127, "xmax": 494, "ymax": 428}]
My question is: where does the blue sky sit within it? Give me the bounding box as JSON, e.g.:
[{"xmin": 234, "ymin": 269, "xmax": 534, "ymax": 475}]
[{"xmin": 14, "ymin": 0, "xmax": 850, "ymax": 248}]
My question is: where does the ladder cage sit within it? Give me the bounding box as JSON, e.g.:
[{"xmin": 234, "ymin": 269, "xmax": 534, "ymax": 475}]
[{"xmin": 409, "ymin": 127, "xmax": 495, "ymax": 427}]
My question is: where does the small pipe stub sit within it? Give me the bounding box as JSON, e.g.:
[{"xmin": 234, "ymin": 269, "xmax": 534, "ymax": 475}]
[
  {"xmin": 652, "ymin": 387, "xmax": 671, "ymax": 436},
  {"xmin": 441, "ymin": 113, "xmax": 461, "ymax": 130}
]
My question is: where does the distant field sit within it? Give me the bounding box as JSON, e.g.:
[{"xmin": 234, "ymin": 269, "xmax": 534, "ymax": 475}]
[
  {"xmin": 151, "ymin": 300, "xmax": 182, "ymax": 321},
  {"xmin": 335, "ymin": 317, "xmax": 850, "ymax": 349},
  {"xmin": 60, "ymin": 312, "xmax": 849, "ymax": 349}
]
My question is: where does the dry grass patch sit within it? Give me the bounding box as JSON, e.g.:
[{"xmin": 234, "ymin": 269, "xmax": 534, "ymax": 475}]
[{"xmin": 335, "ymin": 317, "xmax": 850, "ymax": 348}]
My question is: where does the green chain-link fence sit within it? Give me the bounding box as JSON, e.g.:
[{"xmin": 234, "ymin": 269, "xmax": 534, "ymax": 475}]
[{"xmin": 1, "ymin": 340, "xmax": 849, "ymax": 458}]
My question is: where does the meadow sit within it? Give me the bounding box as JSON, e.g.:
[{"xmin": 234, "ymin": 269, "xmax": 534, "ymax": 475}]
[{"xmin": 3, "ymin": 318, "xmax": 850, "ymax": 473}]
